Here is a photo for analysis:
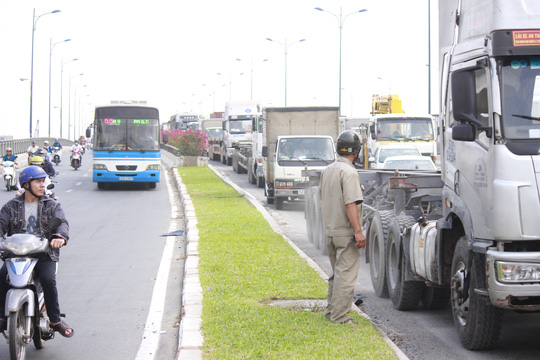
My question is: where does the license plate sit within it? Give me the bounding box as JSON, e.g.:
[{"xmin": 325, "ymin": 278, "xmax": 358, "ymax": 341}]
[
  {"xmin": 297, "ymin": 190, "xmax": 305, "ymax": 195},
  {"xmin": 119, "ymin": 177, "xmax": 133, "ymax": 181}
]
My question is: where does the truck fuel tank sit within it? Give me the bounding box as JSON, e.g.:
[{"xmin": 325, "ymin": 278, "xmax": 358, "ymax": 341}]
[{"xmin": 409, "ymin": 219, "xmax": 439, "ymax": 283}]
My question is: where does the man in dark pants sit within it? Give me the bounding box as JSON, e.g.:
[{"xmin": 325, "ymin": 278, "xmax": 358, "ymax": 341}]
[
  {"xmin": 320, "ymin": 130, "xmax": 366, "ymax": 324},
  {"xmin": 0, "ymin": 166, "xmax": 74, "ymax": 337}
]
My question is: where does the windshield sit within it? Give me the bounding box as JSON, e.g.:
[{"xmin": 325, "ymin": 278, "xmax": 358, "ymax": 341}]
[
  {"xmin": 207, "ymin": 128, "xmax": 223, "ymax": 138},
  {"xmin": 379, "ymin": 148, "xmax": 421, "ymax": 163},
  {"xmin": 376, "ymin": 118, "xmax": 434, "ymax": 141},
  {"xmin": 277, "ymin": 138, "xmax": 335, "ymax": 161},
  {"xmin": 501, "ymin": 56, "xmax": 540, "ymax": 139},
  {"xmin": 95, "ymin": 118, "xmax": 160, "ymax": 151},
  {"xmin": 383, "ymin": 158, "xmax": 436, "ymax": 170},
  {"xmin": 229, "ymin": 119, "xmax": 252, "ymax": 134}
]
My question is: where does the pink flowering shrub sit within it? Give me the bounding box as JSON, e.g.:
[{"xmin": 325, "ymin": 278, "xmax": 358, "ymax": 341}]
[{"xmin": 162, "ymin": 129, "xmax": 208, "ymax": 156}]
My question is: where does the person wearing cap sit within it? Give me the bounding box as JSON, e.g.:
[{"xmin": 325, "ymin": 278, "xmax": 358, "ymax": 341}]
[
  {"xmin": 43, "ymin": 140, "xmax": 52, "ymax": 153},
  {"xmin": 319, "ymin": 130, "xmax": 365, "ymax": 324},
  {"xmin": 52, "ymin": 138, "xmax": 62, "ymax": 149},
  {"xmin": 0, "ymin": 166, "xmax": 73, "ymax": 337},
  {"xmin": 27, "ymin": 140, "xmax": 39, "ymax": 156},
  {"xmin": 1, "ymin": 147, "xmax": 18, "ymax": 166}
]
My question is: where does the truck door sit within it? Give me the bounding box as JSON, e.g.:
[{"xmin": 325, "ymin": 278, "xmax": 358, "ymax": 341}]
[{"xmin": 445, "ymin": 57, "xmax": 494, "ymax": 239}]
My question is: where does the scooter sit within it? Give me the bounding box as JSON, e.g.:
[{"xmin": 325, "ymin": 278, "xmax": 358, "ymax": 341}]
[
  {"xmin": 51, "ymin": 147, "xmax": 61, "ymax": 165},
  {"xmin": 1, "ymin": 218, "xmax": 63, "ymax": 360},
  {"xmin": 70, "ymin": 151, "xmax": 81, "ymax": 170},
  {"xmin": 2, "ymin": 161, "xmax": 17, "ymax": 191}
]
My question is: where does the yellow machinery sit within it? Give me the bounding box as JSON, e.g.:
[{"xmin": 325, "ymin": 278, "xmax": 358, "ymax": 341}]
[{"xmin": 371, "ymin": 94, "xmax": 405, "ymax": 114}]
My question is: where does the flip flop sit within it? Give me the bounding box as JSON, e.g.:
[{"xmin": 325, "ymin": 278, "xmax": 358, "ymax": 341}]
[{"xmin": 51, "ymin": 321, "xmax": 74, "ymax": 338}]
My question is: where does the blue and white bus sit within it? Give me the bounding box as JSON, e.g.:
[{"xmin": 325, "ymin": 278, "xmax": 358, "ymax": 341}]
[{"xmin": 91, "ymin": 105, "xmax": 161, "ymax": 189}]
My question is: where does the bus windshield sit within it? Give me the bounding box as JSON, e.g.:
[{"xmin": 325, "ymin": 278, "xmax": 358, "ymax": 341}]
[
  {"xmin": 95, "ymin": 116, "xmax": 160, "ymax": 151},
  {"xmin": 376, "ymin": 118, "xmax": 434, "ymax": 141}
]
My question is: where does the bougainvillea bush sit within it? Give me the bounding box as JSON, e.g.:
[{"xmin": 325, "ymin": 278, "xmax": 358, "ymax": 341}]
[{"xmin": 162, "ymin": 129, "xmax": 208, "ymax": 156}]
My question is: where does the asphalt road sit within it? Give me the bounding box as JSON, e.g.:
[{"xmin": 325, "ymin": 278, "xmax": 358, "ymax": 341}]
[
  {"xmin": 209, "ymin": 159, "xmax": 540, "ymax": 360},
  {"xmin": 0, "ymin": 152, "xmax": 185, "ymax": 360}
]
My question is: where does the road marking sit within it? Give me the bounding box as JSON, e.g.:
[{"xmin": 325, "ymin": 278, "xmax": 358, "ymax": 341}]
[
  {"xmin": 135, "ymin": 170, "xmax": 178, "ymax": 360},
  {"xmin": 83, "ymin": 173, "xmax": 88, "ymax": 177},
  {"xmin": 66, "ymin": 189, "xmax": 73, "ymax": 193},
  {"xmin": 76, "ymin": 182, "xmax": 82, "ymax": 186}
]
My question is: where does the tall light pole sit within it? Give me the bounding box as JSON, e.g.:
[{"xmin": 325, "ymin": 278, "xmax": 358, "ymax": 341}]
[
  {"xmin": 30, "ymin": 8, "xmax": 60, "ymax": 138},
  {"xmin": 235, "ymin": 58, "xmax": 268, "ymax": 100},
  {"xmin": 69, "ymin": 73, "xmax": 84, "ymax": 140},
  {"xmin": 315, "ymin": 7, "xmax": 367, "ymax": 117},
  {"xmin": 217, "ymin": 72, "xmax": 244, "ymax": 101},
  {"xmin": 427, "ymin": 0, "xmax": 432, "ymax": 115},
  {"xmin": 266, "ymin": 38, "xmax": 305, "ymax": 106},
  {"xmin": 49, "ymin": 38, "xmax": 71, "ymax": 137},
  {"xmin": 60, "ymin": 58, "xmax": 78, "ymax": 138}
]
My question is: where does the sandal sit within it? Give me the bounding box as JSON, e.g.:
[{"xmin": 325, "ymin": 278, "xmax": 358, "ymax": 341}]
[{"xmin": 50, "ymin": 321, "xmax": 74, "ymax": 338}]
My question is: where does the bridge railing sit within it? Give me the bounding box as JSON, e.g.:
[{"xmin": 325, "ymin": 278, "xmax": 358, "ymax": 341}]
[{"xmin": 0, "ymin": 138, "xmax": 74, "ymax": 156}]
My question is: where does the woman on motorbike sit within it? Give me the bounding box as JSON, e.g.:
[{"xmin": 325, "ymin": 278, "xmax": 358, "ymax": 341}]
[{"xmin": 1, "ymin": 147, "xmax": 18, "ymax": 166}]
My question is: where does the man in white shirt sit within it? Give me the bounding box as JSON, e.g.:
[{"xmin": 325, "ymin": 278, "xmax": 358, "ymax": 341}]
[{"xmin": 27, "ymin": 140, "xmax": 39, "ymax": 156}]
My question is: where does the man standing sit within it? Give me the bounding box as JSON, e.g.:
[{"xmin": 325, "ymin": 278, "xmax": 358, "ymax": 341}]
[
  {"xmin": 319, "ymin": 130, "xmax": 365, "ymax": 324},
  {"xmin": 0, "ymin": 166, "xmax": 74, "ymax": 337}
]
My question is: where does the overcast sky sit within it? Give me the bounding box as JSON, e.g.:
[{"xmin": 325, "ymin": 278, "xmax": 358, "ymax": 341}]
[{"xmin": 0, "ymin": 0, "xmax": 438, "ymax": 139}]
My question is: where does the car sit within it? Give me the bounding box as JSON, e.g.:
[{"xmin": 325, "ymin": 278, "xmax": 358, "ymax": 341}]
[
  {"xmin": 381, "ymin": 155, "xmax": 438, "ymax": 171},
  {"xmin": 368, "ymin": 143, "xmax": 422, "ymax": 169}
]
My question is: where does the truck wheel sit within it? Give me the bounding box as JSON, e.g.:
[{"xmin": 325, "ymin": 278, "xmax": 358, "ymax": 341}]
[
  {"xmin": 386, "ymin": 216, "xmax": 423, "ymax": 310},
  {"xmin": 257, "ymin": 176, "xmax": 265, "ymax": 188},
  {"xmin": 267, "ymin": 196, "xmax": 274, "ymax": 205},
  {"xmin": 227, "ymin": 157, "xmax": 232, "ymax": 166},
  {"xmin": 276, "ymin": 197, "xmax": 284, "ymax": 210},
  {"xmin": 220, "ymin": 152, "xmax": 226, "ymax": 164},
  {"xmin": 421, "ymin": 286, "xmax": 450, "ymax": 310},
  {"xmin": 368, "ymin": 210, "xmax": 394, "ymax": 298},
  {"xmin": 451, "ymin": 237, "xmax": 503, "ymax": 350}
]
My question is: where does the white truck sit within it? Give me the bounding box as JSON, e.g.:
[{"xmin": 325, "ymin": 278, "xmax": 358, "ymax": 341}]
[
  {"xmin": 262, "ymin": 107, "xmax": 339, "ymax": 210},
  {"xmin": 220, "ymin": 101, "xmax": 261, "ymax": 166},
  {"xmin": 231, "ymin": 115, "xmax": 266, "ymax": 188},
  {"xmin": 201, "ymin": 118, "xmax": 223, "ymax": 161},
  {"xmin": 305, "ymin": 0, "xmax": 540, "ymax": 350}
]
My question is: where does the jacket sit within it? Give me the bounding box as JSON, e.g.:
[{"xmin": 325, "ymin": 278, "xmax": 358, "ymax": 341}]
[{"xmin": 0, "ymin": 194, "xmax": 69, "ymax": 262}]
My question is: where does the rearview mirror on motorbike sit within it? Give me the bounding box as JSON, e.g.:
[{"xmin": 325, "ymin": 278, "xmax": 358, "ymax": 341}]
[{"xmin": 48, "ymin": 217, "xmax": 62, "ymax": 231}]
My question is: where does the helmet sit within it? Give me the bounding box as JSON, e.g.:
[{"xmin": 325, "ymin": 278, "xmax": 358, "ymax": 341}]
[
  {"xmin": 74, "ymin": 140, "xmax": 79, "ymax": 145},
  {"xmin": 6, "ymin": 147, "xmax": 12, "ymax": 152},
  {"xmin": 44, "ymin": 140, "xmax": 49, "ymax": 145},
  {"xmin": 336, "ymin": 130, "xmax": 362, "ymax": 155},
  {"xmin": 19, "ymin": 166, "xmax": 47, "ymax": 187},
  {"xmin": 31, "ymin": 140, "xmax": 36, "ymax": 145},
  {"xmin": 37, "ymin": 148, "xmax": 47, "ymax": 156},
  {"xmin": 30, "ymin": 156, "xmax": 44, "ymax": 165}
]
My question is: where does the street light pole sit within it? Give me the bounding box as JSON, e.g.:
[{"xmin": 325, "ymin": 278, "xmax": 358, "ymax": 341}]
[
  {"xmin": 236, "ymin": 58, "xmax": 268, "ymax": 100},
  {"xmin": 266, "ymin": 38, "xmax": 305, "ymax": 106},
  {"xmin": 60, "ymin": 58, "xmax": 78, "ymax": 138},
  {"xmin": 315, "ymin": 7, "xmax": 367, "ymax": 117},
  {"xmin": 49, "ymin": 38, "xmax": 71, "ymax": 137},
  {"xmin": 29, "ymin": 8, "xmax": 60, "ymax": 138}
]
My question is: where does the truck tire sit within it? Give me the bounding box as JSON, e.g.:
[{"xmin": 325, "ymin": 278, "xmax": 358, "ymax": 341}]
[
  {"xmin": 368, "ymin": 210, "xmax": 394, "ymax": 298},
  {"xmin": 421, "ymin": 286, "xmax": 450, "ymax": 310},
  {"xmin": 451, "ymin": 237, "xmax": 503, "ymax": 350},
  {"xmin": 227, "ymin": 157, "xmax": 232, "ymax": 166},
  {"xmin": 257, "ymin": 176, "xmax": 265, "ymax": 188},
  {"xmin": 267, "ymin": 196, "xmax": 274, "ymax": 205},
  {"xmin": 221, "ymin": 151, "xmax": 226, "ymax": 164},
  {"xmin": 386, "ymin": 215, "xmax": 424, "ymax": 310},
  {"xmin": 276, "ymin": 197, "xmax": 284, "ymax": 210}
]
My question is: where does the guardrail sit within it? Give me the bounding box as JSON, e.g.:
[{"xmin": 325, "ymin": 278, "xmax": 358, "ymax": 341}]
[{"xmin": 0, "ymin": 138, "xmax": 74, "ymax": 156}]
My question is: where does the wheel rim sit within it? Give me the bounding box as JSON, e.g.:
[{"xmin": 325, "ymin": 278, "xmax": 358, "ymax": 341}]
[
  {"xmin": 372, "ymin": 232, "xmax": 381, "ymax": 279},
  {"xmin": 388, "ymin": 238, "xmax": 399, "ymax": 290},
  {"xmin": 451, "ymin": 261, "xmax": 469, "ymax": 327}
]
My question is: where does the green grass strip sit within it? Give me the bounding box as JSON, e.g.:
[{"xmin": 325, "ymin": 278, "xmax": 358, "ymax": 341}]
[{"xmin": 178, "ymin": 167, "xmax": 396, "ymax": 359}]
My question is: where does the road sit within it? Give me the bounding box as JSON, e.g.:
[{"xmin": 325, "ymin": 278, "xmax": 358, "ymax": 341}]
[
  {"xmin": 0, "ymin": 152, "xmax": 185, "ymax": 360},
  {"xmin": 209, "ymin": 159, "xmax": 540, "ymax": 360}
]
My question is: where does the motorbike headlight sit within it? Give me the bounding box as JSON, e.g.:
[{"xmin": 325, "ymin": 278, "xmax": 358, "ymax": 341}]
[
  {"xmin": 146, "ymin": 164, "xmax": 160, "ymax": 170},
  {"xmin": 93, "ymin": 164, "xmax": 107, "ymax": 170},
  {"xmin": 2, "ymin": 240, "xmax": 45, "ymax": 255},
  {"xmin": 496, "ymin": 261, "xmax": 540, "ymax": 283}
]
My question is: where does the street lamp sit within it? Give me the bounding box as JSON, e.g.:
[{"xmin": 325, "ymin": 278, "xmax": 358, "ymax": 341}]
[
  {"xmin": 235, "ymin": 58, "xmax": 268, "ymax": 100},
  {"xmin": 30, "ymin": 8, "xmax": 61, "ymax": 138},
  {"xmin": 60, "ymin": 58, "xmax": 78, "ymax": 138},
  {"xmin": 69, "ymin": 73, "xmax": 84, "ymax": 140},
  {"xmin": 49, "ymin": 38, "xmax": 71, "ymax": 137},
  {"xmin": 266, "ymin": 38, "xmax": 305, "ymax": 106},
  {"xmin": 217, "ymin": 72, "xmax": 244, "ymax": 101},
  {"xmin": 315, "ymin": 7, "xmax": 367, "ymax": 117}
]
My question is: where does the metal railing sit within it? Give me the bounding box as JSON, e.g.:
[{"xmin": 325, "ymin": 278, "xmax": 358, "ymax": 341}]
[{"xmin": 0, "ymin": 137, "xmax": 74, "ymax": 156}]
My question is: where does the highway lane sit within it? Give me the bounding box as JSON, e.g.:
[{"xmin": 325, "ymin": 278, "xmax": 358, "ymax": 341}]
[
  {"xmin": 209, "ymin": 159, "xmax": 540, "ymax": 360},
  {"xmin": 0, "ymin": 153, "xmax": 184, "ymax": 360}
]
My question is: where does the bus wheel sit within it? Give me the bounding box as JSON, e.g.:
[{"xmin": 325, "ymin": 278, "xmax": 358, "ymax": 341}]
[
  {"xmin": 97, "ymin": 182, "xmax": 106, "ymax": 190},
  {"xmin": 149, "ymin": 182, "xmax": 157, "ymax": 189}
]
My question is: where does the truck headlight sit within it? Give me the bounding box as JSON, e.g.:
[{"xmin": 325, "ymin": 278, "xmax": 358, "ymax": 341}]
[
  {"xmin": 146, "ymin": 164, "xmax": 160, "ymax": 170},
  {"xmin": 496, "ymin": 261, "xmax": 540, "ymax": 283},
  {"xmin": 275, "ymin": 181, "xmax": 294, "ymax": 188},
  {"xmin": 93, "ymin": 164, "xmax": 107, "ymax": 170}
]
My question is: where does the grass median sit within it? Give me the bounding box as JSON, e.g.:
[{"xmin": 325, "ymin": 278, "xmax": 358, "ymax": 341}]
[{"xmin": 178, "ymin": 166, "xmax": 396, "ymax": 359}]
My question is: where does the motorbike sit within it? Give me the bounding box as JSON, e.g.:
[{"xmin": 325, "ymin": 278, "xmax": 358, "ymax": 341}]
[
  {"xmin": 51, "ymin": 147, "xmax": 61, "ymax": 165},
  {"xmin": 2, "ymin": 161, "xmax": 17, "ymax": 191},
  {"xmin": 70, "ymin": 151, "xmax": 81, "ymax": 170},
  {"xmin": 0, "ymin": 218, "xmax": 63, "ymax": 360}
]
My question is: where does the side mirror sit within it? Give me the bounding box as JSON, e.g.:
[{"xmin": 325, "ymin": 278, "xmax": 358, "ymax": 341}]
[
  {"xmin": 162, "ymin": 133, "xmax": 169, "ymax": 144},
  {"xmin": 55, "ymin": 170, "xmax": 60, "ymax": 176},
  {"xmin": 452, "ymin": 123, "xmax": 476, "ymax": 142},
  {"xmin": 48, "ymin": 217, "xmax": 62, "ymax": 231},
  {"xmin": 262, "ymin": 146, "xmax": 268, "ymax": 157},
  {"xmin": 47, "ymin": 184, "xmax": 55, "ymax": 190},
  {"xmin": 452, "ymin": 69, "xmax": 478, "ymax": 125},
  {"xmin": 368, "ymin": 156, "xmax": 375, "ymax": 163}
]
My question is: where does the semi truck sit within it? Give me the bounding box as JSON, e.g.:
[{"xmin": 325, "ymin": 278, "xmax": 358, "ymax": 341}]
[
  {"xmin": 262, "ymin": 107, "xmax": 339, "ymax": 210},
  {"xmin": 305, "ymin": 0, "xmax": 540, "ymax": 350},
  {"xmin": 201, "ymin": 118, "xmax": 224, "ymax": 161},
  {"xmin": 219, "ymin": 101, "xmax": 261, "ymax": 165},
  {"xmin": 231, "ymin": 115, "xmax": 266, "ymax": 187}
]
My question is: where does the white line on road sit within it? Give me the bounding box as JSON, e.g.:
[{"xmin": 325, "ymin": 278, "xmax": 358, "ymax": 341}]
[
  {"xmin": 66, "ymin": 189, "xmax": 73, "ymax": 193},
  {"xmin": 83, "ymin": 173, "xmax": 88, "ymax": 177},
  {"xmin": 135, "ymin": 171, "xmax": 178, "ymax": 360},
  {"xmin": 76, "ymin": 182, "xmax": 82, "ymax": 186}
]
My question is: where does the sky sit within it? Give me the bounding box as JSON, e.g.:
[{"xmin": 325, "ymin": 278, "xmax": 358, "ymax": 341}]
[{"xmin": 0, "ymin": 0, "xmax": 438, "ymax": 139}]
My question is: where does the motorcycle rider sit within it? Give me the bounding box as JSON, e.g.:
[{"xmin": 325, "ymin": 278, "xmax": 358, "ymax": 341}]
[
  {"xmin": 53, "ymin": 138, "xmax": 63, "ymax": 149},
  {"xmin": 1, "ymin": 147, "xmax": 18, "ymax": 166},
  {"xmin": 31, "ymin": 155, "xmax": 55, "ymax": 178},
  {"xmin": 43, "ymin": 140, "xmax": 52, "ymax": 153},
  {"xmin": 37, "ymin": 147, "xmax": 52, "ymax": 164},
  {"xmin": 27, "ymin": 140, "xmax": 39, "ymax": 156},
  {"xmin": 0, "ymin": 166, "xmax": 74, "ymax": 337},
  {"xmin": 70, "ymin": 140, "xmax": 83, "ymax": 166}
]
